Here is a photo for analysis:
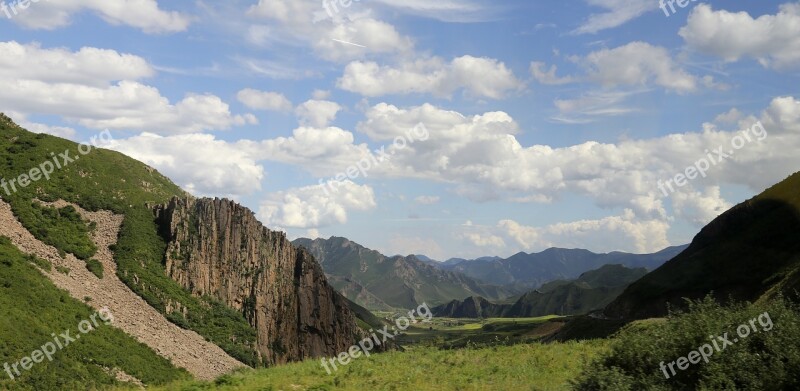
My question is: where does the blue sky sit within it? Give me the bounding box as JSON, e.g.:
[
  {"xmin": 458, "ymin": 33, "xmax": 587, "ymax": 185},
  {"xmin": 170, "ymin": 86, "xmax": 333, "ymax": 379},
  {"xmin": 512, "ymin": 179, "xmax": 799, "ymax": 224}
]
[{"xmin": 2, "ymin": 0, "xmax": 799, "ymax": 260}]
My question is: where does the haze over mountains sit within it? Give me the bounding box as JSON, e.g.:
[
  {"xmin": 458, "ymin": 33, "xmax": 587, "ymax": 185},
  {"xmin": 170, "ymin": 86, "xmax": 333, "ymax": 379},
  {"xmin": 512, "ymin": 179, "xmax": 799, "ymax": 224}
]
[{"xmin": 424, "ymin": 245, "xmax": 686, "ymax": 289}]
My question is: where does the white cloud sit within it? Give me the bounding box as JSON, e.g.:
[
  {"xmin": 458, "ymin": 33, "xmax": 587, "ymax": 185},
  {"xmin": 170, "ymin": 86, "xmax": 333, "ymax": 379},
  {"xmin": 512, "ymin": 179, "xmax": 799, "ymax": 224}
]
[
  {"xmin": 242, "ymin": 126, "xmax": 372, "ymax": 175},
  {"xmin": 258, "ymin": 181, "xmax": 376, "ymax": 228},
  {"xmin": 498, "ymin": 209, "xmax": 670, "ymax": 253},
  {"xmin": 245, "ymin": 0, "xmax": 413, "ymax": 62},
  {"xmin": 530, "ymin": 61, "xmax": 575, "ymax": 85},
  {"xmin": 583, "ymin": 42, "xmax": 700, "ymax": 93},
  {"xmin": 372, "ymin": 0, "xmax": 487, "ymax": 22},
  {"xmin": 671, "ymin": 187, "xmax": 732, "ymax": 226},
  {"xmin": 0, "ymin": 41, "xmax": 253, "ymax": 134},
  {"xmin": 572, "ymin": 0, "xmax": 656, "ymax": 35},
  {"xmin": 0, "ymin": 41, "xmax": 154, "ymax": 86},
  {"xmin": 295, "ymin": 100, "xmax": 342, "ymax": 127},
  {"xmin": 680, "ymin": 3, "xmax": 800, "ymax": 69},
  {"xmin": 237, "ymin": 89, "xmax": 293, "ymax": 112},
  {"xmin": 9, "ymin": 0, "xmax": 190, "ymax": 33},
  {"xmin": 461, "ymin": 232, "xmax": 506, "ymax": 248},
  {"xmin": 107, "ymin": 133, "xmax": 265, "ymax": 198},
  {"xmin": 337, "ymin": 55, "xmax": 522, "ymax": 99}
]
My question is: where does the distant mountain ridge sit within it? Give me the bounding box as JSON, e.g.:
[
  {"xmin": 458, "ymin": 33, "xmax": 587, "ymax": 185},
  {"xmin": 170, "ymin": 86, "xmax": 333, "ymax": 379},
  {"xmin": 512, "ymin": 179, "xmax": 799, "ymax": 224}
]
[
  {"xmin": 433, "ymin": 264, "xmax": 648, "ymax": 318},
  {"xmin": 434, "ymin": 246, "xmax": 687, "ymax": 288},
  {"xmin": 293, "ymin": 237, "xmax": 518, "ymax": 310}
]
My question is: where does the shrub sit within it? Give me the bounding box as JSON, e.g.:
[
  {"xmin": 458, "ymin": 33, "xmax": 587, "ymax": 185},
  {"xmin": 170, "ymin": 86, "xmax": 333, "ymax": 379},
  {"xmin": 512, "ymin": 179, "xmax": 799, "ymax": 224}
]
[
  {"xmin": 86, "ymin": 259, "xmax": 104, "ymax": 279},
  {"xmin": 573, "ymin": 296, "xmax": 800, "ymax": 390}
]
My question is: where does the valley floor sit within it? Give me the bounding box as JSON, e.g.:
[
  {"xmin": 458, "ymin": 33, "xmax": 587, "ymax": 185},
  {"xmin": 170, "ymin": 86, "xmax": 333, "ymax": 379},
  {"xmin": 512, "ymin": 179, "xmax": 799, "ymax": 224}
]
[{"xmin": 132, "ymin": 340, "xmax": 607, "ymax": 391}]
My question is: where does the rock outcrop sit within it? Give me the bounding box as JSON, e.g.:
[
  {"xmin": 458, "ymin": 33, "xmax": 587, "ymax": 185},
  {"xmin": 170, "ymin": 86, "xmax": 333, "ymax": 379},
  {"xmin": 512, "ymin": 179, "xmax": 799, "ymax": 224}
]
[{"xmin": 154, "ymin": 197, "xmax": 363, "ymax": 366}]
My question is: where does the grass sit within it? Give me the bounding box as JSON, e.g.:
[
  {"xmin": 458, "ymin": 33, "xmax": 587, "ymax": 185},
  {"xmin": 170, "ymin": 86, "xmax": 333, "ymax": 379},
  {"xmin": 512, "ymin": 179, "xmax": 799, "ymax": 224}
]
[
  {"xmin": 126, "ymin": 340, "xmax": 608, "ymax": 391},
  {"xmin": 0, "ymin": 236, "xmax": 189, "ymax": 390}
]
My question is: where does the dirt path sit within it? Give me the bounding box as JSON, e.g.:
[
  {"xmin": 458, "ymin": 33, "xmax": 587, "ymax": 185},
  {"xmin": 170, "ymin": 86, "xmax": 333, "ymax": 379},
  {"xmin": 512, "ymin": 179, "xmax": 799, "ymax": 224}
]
[{"xmin": 0, "ymin": 199, "xmax": 245, "ymax": 381}]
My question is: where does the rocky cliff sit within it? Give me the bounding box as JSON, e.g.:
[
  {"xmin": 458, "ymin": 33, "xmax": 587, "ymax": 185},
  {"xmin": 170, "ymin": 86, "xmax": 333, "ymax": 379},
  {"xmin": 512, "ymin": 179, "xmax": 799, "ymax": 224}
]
[{"xmin": 153, "ymin": 197, "xmax": 363, "ymax": 366}]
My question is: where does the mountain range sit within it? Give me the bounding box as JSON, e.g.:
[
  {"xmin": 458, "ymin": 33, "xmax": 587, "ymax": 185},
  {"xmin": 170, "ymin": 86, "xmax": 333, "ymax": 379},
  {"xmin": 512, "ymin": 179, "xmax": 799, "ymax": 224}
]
[
  {"xmin": 432, "ymin": 245, "xmax": 687, "ymax": 288},
  {"xmin": 293, "ymin": 237, "xmax": 517, "ymax": 310},
  {"xmin": 433, "ymin": 264, "xmax": 648, "ymax": 318}
]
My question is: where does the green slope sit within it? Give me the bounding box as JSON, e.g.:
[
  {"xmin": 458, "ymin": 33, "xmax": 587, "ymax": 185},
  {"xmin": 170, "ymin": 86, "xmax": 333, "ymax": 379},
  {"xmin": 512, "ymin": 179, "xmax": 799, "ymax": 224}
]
[
  {"xmin": 606, "ymin": 171, "xmax": 800, "ymax": 319},
  {"xmin": 0, "ymin": 236, "xmax": 189, "ymax": 390},
  {"xmin": 0, "ymin": 115, "xmax": 259, "ymax": 366}
]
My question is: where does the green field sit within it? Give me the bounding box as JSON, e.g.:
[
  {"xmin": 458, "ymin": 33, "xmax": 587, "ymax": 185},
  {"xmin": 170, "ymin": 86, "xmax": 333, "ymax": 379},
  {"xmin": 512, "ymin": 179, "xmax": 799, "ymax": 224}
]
[
  {"xmin": 130, "ymin": 340, "xmax": 607, "ymax": 391},
  {"xmin": 393, "ymin": 316, "xmax": 564, "ymax": 349}
]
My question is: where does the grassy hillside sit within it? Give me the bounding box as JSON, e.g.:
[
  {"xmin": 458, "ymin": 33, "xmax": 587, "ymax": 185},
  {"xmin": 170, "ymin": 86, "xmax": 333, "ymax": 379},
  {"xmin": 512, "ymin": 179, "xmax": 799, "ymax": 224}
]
[
  {"xmin": 124, "ymin": 340, "xmax": 607, "ymax": 391},
  {"xmin": 0, "ymin": 115, "xmax": 259, "ymax": 366},
  {"xmin": 0, "ymin": 236, "xmax": 189, "ymax": 390},
  {"xmin": 606, "ymin": 171, "xmax": 800, "ymax": 319}
]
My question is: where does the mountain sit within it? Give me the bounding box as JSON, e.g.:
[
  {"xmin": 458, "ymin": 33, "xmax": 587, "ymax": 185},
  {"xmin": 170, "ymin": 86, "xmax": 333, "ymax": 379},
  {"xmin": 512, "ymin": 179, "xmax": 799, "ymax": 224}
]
[
  {"xmin": 439, "ymin": 246, "xmax": 687, "ymax": 288},
  {"xmin": 293, "ymin": 237, "xmax": 518, "ymax": 310},
  {"xmin": 605, "ymin": 172, "xmax": 800, "ymax": 319},
  {"xmin": 0, "ymin": 114, "xmax": 365, "ymax": 386},
  {"xmin": 433, "ymin": 264, "xmax": 647, "ymax": 318}
]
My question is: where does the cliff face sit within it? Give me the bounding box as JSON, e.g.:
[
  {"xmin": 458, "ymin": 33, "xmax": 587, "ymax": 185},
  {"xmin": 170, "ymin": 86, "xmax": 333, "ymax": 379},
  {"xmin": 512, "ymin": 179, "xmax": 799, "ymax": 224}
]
[{"xmin": 153, "ymin": 197, "xmax": 363, "ymax": 366}]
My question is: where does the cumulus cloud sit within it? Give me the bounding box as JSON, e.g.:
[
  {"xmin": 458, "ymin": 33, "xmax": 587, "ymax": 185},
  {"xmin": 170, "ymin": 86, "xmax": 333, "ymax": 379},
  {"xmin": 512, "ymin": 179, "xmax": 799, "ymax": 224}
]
[
  {"xmin": 498, "ymin": 209, "xmax": 670, "ymax": 253},
  {"xmin": 237, "ymin": 89, "xmax": 293, "ymax": 112},
  {"xmin": 295, "ymin": 100, "xmax": 342, "ymax": 127},
  {"xmin": 9, "ymin": 0, "xmax": 190, "ymax": 33},
  {"xmin": 0, "ymin": 41, "xmax": 252, "ymax": 134},
  {"xmin": 258, "ymin": 181, "xmax": 377, "ymax": 228},
  {"xmin": 583, "ymin": 42, "xmax": 700, "ymax": 93},
  {"xmin": 0, "ymin": 41, "xmax": 154, "ymax": 86},
  {"xmin": 241, "ymin": 126, "xmax": 372, "ymax": 176},
  {"xmin": 671, "ymin": 187, "xmax": 732, "ymax": 226},
  {"xmin": 680, "ymin": 3, "xmax": 800, "ymax": 69},
  {"xmin": 107, "ymin": 133, "xmax": 265, "ymax": 197},
  {"xmin": 337, "ymin": 56, "xmax": 522, "ymax": 99}
]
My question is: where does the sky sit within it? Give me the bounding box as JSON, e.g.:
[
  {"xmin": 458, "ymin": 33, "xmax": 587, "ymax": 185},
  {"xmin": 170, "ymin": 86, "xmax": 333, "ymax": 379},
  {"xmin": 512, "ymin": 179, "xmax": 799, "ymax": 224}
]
[{"xmin": 1, "ymin": 0, "xmax": 799, "ymax": 260}]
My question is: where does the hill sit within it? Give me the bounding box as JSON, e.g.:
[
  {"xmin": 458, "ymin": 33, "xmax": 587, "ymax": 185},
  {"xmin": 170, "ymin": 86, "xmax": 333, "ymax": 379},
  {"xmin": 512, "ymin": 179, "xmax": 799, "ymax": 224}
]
[
  {"xmin": 293, "ymin": 237, "xmax": 517, "ymax": 310},
  {"xmin": 0, "ymin": 114, "xmax": 365, "ymax": 386},
  {"xmin": 606, "ymin": 172, "xmax": 800, "ymax": 319}
]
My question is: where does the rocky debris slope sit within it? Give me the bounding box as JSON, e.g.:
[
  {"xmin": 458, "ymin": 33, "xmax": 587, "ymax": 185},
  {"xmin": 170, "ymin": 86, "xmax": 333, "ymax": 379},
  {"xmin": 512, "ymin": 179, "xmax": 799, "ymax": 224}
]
[
  {"xmin": 154, "ymin": 197, "xmax": 365, "ymax": 366},
  {"xmin": 0, "ymin": 199, "xmax": 244, "ymax": 380}
]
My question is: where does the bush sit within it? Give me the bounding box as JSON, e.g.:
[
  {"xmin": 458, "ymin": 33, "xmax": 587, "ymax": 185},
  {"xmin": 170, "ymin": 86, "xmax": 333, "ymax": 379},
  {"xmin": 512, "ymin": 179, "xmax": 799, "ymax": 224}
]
[
  {"xmin": 573, "ymin": 296, "xmax": 800, "ymax": 390},
  {"xmin": 86, "ymin": 259, "xmax": 104, "ymax": 279}
]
